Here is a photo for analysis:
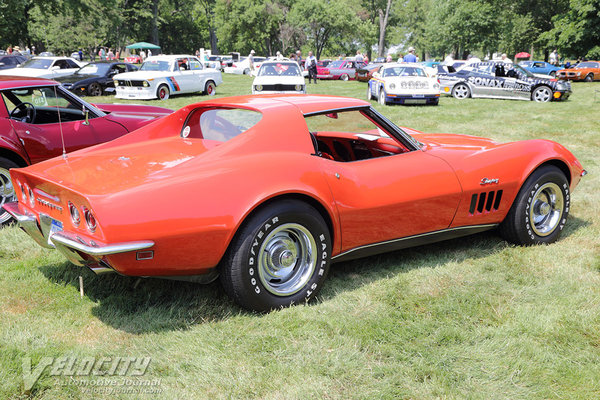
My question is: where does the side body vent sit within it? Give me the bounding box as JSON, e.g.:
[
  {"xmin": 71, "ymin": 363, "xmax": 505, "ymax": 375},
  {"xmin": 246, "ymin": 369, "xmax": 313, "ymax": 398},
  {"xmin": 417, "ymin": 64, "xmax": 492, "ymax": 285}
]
[{"xmin": 469, "ymin": 190, "xmax": 503, "ymax": 215}]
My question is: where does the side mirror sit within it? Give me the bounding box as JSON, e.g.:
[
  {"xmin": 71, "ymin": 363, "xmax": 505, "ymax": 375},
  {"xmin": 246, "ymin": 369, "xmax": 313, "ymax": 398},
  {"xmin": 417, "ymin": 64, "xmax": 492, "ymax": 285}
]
[
  {"xmin": 82, "ymin": 106, "xmax": 89, "ymax": 125},
  {"xmin": 50, "ymin": 66, "xmax": 60, "ymax": 71}
]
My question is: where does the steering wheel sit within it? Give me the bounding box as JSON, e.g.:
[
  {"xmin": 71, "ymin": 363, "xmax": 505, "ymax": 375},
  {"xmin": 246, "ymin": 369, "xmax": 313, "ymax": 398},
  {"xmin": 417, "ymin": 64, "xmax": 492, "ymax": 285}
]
[{"xmin": 10, "ymin": 102, "xmax": 36, "ymax": 123}]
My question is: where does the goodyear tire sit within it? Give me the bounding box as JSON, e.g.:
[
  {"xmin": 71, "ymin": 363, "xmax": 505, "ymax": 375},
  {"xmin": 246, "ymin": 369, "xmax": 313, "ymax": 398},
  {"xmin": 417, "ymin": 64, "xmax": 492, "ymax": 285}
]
[
  {"xmin": 499, "ymin": 165, "xmax": 569, "ymax": 245},
  {"xmin": 220, "ymin": 200, "xmax": 331, "ymax": 312},
  {"xmin": 0, "ymin": 157, "xmax": 20, "ymax": 225},
  {"xmin": 157, "ymin": 84, "xmax": 170, "ymax": 100}
]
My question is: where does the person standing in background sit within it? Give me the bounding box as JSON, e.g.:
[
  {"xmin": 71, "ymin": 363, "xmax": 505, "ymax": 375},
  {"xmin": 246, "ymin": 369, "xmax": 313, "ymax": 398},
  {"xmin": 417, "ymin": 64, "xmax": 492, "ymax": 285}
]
[
  {"xmin": 403, "ymin": 46, "xmax": 417, "ymax": 63},
  {"xmin": 248, "ymin": 49, "xmax": 255, "ymax": 74},
  {"xmin": 305, "ymin": 51, "xmax": 317, "ymax": 84}
]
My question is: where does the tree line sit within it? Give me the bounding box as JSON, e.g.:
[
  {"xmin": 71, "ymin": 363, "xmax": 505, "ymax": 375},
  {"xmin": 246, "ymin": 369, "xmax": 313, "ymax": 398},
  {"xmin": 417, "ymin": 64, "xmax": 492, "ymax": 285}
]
[{"xmin": 1, "ymin": 0, "xmax": 598, "ymax": 61}]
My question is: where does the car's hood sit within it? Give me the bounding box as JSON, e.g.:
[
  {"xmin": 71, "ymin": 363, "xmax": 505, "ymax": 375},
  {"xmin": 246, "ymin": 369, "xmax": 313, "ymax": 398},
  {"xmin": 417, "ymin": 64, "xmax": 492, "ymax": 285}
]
[
  {"xmin": 414, "ymin": 133, "xmax": 500, "ymax": 150},
  {"xmin": 113, "ymin": 71, "xmax": 173, "ymax": 80},
  {"xmin": 56, "ymin": 74, "xmax": 101, "ymax": 83},
  {"xmin": 0, "ymin": 68, "xmax": 49, "ymax": 77},
  {"xmin": 252, "ymin": 75, "xmax": 304, "ymax": 85},
  {"xmin": 93, "ymin": 103, "xmax": 173, "ymax": 131}
]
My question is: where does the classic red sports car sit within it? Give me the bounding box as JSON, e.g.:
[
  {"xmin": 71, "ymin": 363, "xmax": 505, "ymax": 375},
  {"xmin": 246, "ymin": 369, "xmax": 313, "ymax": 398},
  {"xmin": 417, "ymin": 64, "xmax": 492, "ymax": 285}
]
[
  {"xmin": 317, "ymin": 60, "xmax": 366, "ymax": 80},
  {"xmin": 4, "ymin": 95, "xmax": 586, "ymax": 312},
  {"xmin": 124, "ymin": 55, "xmax": 142, "ymax": 64},
  {"xmin": 0, "ymin": 76, "xmax": 172, "ymax": 223}
]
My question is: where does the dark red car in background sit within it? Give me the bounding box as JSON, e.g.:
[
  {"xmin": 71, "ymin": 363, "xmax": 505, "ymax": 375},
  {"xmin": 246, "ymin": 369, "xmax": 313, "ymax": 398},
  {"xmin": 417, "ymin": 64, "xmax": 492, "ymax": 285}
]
[
  {"xmin": 356, "ymin": 63, "xmax": 383, "ymax": 82},
  {"xmin": 0, "ymin": 76, "xmax": 172, "ymax": 223},
  {"xmin": 316, "ymin": 59, "xmax": 366, "ymax": 80}
]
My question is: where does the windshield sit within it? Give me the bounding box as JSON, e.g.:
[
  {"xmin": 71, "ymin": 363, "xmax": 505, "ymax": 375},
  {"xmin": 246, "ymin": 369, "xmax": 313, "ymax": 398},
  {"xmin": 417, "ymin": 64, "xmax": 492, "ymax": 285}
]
[
  {"xmin": 382, "ymin": 66, "xmax": 426, "ymax": 77},
  {"xmin": 140, "ymin": 60, "xmax": 171, "ymax": 71},
  {"xmin": 328, "ymin": 60, "xmax": 344, "ymax": 69},
  {"xmin": 575, "ymin": 62, "xmax": 597, "ymax": 69},
  {"xmin": 511, "ymin": 64, "xmax": 533, "ymax": 77},
  {"xmin": 257, "ymin": 62, "xmax": 301, "ymax": 77},
  {"xmin": 77, "ymin": 63, "xmax": 111, "ymax": 75},
  {"xmin": 182, "ymin": 108, "xmax": 262, "ymax": 142},
  {"xmin": 21, "ymin": 58, "xmax": 52, "ymax": 69}
]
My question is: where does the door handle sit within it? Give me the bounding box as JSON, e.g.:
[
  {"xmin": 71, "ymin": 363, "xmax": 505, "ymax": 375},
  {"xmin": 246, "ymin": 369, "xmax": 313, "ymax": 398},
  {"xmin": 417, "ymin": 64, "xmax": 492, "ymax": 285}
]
[
  {"xmin": 335, "ymin": 173, "xmax": 340, "ymax": 179},
  {"xmin": 25, "ymin": 130, "xmax": 30, "ymax": 135}
]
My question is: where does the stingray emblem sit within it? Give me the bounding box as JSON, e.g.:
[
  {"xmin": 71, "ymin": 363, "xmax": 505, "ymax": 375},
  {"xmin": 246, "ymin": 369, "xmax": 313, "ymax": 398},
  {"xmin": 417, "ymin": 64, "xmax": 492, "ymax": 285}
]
[{"xmin": 480, "ymin": 178, "xmax": 499, "ymax": 185}]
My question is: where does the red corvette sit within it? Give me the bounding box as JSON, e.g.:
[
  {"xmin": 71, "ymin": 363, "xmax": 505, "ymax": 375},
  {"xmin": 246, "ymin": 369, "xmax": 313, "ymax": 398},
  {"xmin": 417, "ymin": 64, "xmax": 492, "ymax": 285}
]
[
  {"xmin": 4, "ymin": 95, "xmax": 586, "ymax": 311},
  {"xmin": 0, "ymin": 76, "xmax": 173, "ymax": 223}
]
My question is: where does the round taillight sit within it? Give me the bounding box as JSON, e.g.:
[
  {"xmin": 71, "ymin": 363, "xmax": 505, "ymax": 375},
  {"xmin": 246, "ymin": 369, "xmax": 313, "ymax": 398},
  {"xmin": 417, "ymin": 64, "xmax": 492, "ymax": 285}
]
[
  {"xmin": 22, "ymin": 184, "xmax": 28, "ymax": 202},
  {"xmin": 69, "ymin": 202, "xmax": 80, "ymax": 226},
  {"xmin": 83, "ymin": 207, "xmax": 97, "ymax": 232}
]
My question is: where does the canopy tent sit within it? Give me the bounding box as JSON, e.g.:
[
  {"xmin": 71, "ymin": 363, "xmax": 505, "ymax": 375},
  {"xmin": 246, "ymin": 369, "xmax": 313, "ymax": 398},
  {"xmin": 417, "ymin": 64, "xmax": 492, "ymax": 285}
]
[
  {"xmin": 125, "ymin": 42, "xmax": 161, "ymax": 50},
  {"xmin": 515, "ymin": 52, "xmax": 530, "ymax": 59}
]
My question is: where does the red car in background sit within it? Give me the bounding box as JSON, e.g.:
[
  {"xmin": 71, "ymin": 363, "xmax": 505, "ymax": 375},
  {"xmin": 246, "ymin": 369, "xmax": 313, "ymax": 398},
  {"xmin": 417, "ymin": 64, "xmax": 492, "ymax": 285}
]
[
  {"xmin": 124, "ymin": 55, "xmax": 142, "ymax": 64},
  {"xmin": 0, "ymin": 76, "xmax": 172, "ymax": 223},
  {"xmin": 356, "ymin": 63, "xmax": 383, "ymax": 82},
  {"xmin": 317, "ymin": 59, "xmax": 367, "ymax": 80}
]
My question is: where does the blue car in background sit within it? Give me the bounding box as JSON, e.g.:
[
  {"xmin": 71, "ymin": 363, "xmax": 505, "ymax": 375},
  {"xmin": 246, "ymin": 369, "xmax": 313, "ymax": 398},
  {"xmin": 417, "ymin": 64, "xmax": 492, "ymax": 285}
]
[{"xmin": 518, "ymin": 61, "xmax": 562, "ymax": 77}]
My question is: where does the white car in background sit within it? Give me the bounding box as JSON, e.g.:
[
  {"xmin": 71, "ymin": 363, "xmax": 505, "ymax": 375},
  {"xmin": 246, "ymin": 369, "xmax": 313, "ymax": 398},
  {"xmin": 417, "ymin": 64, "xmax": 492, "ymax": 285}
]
[
  {"xmin": 113, "ymin": 55, "xmax": 223, "ymax": 100},
  {"xmin": 0, "ymin": 56, "xmax": 85, "ymax": 78},
  {"xmin": 252, "ymin": 61, "xmax": 306, "ymax": 94},
  {"xmin": 224, "ymin": 56, "xmax": 266, "ymax": 75},
  {"xmin": 367, "ymin": 63, "xmax": 440, "ymax": 105}
]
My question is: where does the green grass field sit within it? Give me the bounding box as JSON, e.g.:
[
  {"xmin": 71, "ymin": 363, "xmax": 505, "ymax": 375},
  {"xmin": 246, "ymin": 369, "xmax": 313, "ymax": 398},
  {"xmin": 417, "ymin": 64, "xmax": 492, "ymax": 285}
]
[{"xmin": 1, "ymin": 75, "xmax": 599, "ymax": 399}]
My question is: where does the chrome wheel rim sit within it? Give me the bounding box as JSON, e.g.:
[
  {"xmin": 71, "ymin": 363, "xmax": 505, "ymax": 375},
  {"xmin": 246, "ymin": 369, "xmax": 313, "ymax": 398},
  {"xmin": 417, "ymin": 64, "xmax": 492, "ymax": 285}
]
[
  {"xmin": 0, "ymin": 167, "xmax": 15, "ymax": 224},
  {"xmin": 534, "ymin": 87, "xmax": 551, "ymax": 102},
  {"xmin": 341, "ymin": 74, "xmax": 348, "ymax": 81},
  {"xmin": 454, "ymin": 85, "xmax": 469, "ymax": 99},
  {"xmin": 529, "ymin": 182, "xmax": 564, "ymax": 236},
  {"xmin": 257, "ymin": 223, "xmax": 317, "ymax": 296}
]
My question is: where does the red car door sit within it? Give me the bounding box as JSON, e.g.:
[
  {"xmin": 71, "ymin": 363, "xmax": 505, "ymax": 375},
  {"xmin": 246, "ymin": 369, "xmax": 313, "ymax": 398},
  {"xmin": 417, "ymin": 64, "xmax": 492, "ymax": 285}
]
[
  {"xmin": 4, "ymin": 85, "xmax": 129, "ymax": 164},
  {"xmin": 320, "ymin": 150, "xmax": 462, "ymax": 253},
  {"xmin": 11, "ymin": 117, "xmax": 128, "ymax": 164}
]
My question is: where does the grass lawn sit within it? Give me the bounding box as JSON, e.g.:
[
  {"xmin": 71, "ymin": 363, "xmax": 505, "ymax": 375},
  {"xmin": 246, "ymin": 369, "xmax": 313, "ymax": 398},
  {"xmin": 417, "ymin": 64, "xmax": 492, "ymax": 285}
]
[{"xmin": 1, "ymin": 74, "xmax": 599, "ymax": 399}]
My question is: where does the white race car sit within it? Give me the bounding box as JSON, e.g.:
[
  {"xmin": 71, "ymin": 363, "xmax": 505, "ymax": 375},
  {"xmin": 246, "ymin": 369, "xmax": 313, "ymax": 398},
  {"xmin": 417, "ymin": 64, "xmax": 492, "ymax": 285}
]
[
  {"xmin": 367, "ymin": 63, "xmax": 440, "ymax": 105},
  {"xmin": 0, "ymin": 56, "xmax": 85, "ymax": 78},
  {"xmin": 224, "ymin": 56, "xmax": 266, "ymax": 75},
  {"xmin": 252, "ymin": 61, "xmax": 305, "ymax": 94},
  {"xmin": 113, "ymin": 55, "xmax": 223, "ymax": 100}
]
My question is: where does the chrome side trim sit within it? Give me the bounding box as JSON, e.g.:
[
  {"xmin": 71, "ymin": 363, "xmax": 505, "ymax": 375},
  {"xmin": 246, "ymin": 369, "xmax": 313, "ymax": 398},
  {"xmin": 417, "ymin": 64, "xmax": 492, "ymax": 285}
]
[
  {"xmin": 332, "ymin": 224, "xmax": 498, "ymax": 263},
  {"xmin": 2, "ymin": 202, "xmax": 54, "ymax": 249},
  {"xmin": 50, "ymin": 232, "xmax": 154, "ymax": 257}
]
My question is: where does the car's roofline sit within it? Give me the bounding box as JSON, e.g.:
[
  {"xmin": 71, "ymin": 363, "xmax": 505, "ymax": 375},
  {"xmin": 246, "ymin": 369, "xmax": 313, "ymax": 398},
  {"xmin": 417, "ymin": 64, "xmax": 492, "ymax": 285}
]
[{"xmin": 0, "ymin": 75, "xmax": 58, "ymax": 89}]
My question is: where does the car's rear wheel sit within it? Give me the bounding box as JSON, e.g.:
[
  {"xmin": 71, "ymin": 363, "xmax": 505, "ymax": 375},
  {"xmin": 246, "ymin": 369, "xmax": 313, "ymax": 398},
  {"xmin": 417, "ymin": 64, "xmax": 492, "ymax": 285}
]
[
  {"xmin": 378, "ymin": 88, "xmax": 387, "ymax": 105},
  {"xmin": 340, "ymin": 73, "xmax": 349, "ymax": 81},
  {"xmin": 243, "ymin": 68, "xmax": 250, "ymax": 75},
  {"xmin": 452, "ymin": 83, "xmax": 470, "ymax": 99},
  {"xmin": 499, "ymin": 165, "xmax": 569, "ymax": 245},
  {"xmin": 584, "ymin": 73, "xmax": 594, "ymax": 82},
  {"xmin": 157, "ymin": 84, "xmax": 170, "ymax": 100},
  {"xmin": 220, "ymin": 200, "xmax": 331, "ymax": 312},
  {"xmin": 0, "ymin": 157, "xmax": 20, "ymax": 225},
  {"xmin": 204, "ymin": 80, "xmax": 216, "ymax": 96},
  {"xmin": 532, "ymin": 85, "xmax": 552, "ymax": 102},
  {"xmin": 87, "ymin": 82, "xmax": 103, "ymax": 96},
  {"xmin": 549, "ymin": 71, "xmax": 556, "ymax": 78}
]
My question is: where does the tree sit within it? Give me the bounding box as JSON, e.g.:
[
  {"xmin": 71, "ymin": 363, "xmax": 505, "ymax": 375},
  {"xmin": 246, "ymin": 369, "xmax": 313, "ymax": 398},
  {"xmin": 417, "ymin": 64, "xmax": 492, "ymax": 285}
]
[{"xmin": 288, "ymin": 0, "xmax": 361, "ymax": 59}]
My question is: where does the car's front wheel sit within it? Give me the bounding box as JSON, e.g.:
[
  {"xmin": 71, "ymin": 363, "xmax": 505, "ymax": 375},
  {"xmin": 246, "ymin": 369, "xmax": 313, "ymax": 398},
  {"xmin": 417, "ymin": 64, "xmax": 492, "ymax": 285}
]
[
  {"xmin": 532, "ymin": 85, "xmax": 552, "ymax": 102},
  {"xmin": 220, "ymin": 200, "xmax": 331, "ymax": 312},
  {"xmin": 157, "ymin": 84, "xmax": 170, "ymax": 100},
  {"xmin": 584, "ymin": 73, "xmax": 594, "ymax": 82},
  {"xmin": 452, "ymin": 83, "xmax": 470, "ymax": 99},
  {"xmin": 366, "ymin": 85, "xmax": 373, "ymax": 100},
  {"xmin": 549, "ymin": 71, "xmax": 556, "ymax": 78},
  {"xmin": 0, "ymin": 157, "xmax": 19, "ymax": 225},
  {"xmin": 499, "ymin": 165, "xmax": 569, "ymax": 245},
  {"xmin": 340, "ymin": 73, "xmax": 349, "ymax": 81},
  {"xmin": 378, "ymin": 88, "xmax": 387, "ymax": 105},
  {"xmin": 87, "ymin": 82, "xmax": 103, "ymax": 96}
]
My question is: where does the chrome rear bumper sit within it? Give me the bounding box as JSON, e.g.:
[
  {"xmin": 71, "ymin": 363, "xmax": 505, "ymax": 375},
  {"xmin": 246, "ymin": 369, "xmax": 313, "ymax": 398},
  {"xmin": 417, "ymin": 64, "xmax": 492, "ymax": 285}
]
[{"xmin": 3, "ymin": 202, "xmax": 154, "ymax": 274}]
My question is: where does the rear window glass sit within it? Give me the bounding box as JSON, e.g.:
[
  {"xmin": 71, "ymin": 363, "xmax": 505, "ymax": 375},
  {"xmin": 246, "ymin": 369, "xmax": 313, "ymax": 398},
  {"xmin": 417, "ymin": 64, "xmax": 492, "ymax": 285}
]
[{"xmin": 182, "ymin": 108, "xmax": 262, "ymax": 142}]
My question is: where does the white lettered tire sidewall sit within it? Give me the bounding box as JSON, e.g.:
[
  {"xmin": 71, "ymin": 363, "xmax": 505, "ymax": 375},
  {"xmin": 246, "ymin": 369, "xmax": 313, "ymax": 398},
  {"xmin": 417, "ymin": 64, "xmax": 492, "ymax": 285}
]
[
  {"xmin": 222, "ymin": 200, "xmax": 331, "ymax": 312},
  {"xmin": 500, "ymin": 165, "xmax": 570, "ymax": 245}
]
